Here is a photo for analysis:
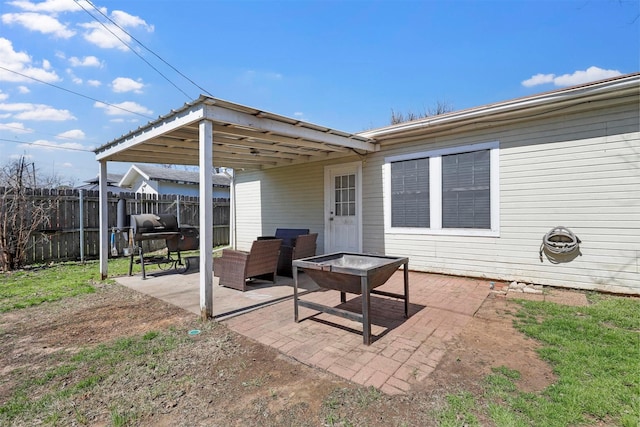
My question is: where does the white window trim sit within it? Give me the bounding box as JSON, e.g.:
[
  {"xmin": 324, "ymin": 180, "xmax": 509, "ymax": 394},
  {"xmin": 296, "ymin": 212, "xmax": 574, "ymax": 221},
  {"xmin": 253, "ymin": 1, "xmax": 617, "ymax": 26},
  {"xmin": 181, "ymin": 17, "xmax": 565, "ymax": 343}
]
[{"xmin": 384, "ymin": 141, "xmax": 500, "ymax": 237}]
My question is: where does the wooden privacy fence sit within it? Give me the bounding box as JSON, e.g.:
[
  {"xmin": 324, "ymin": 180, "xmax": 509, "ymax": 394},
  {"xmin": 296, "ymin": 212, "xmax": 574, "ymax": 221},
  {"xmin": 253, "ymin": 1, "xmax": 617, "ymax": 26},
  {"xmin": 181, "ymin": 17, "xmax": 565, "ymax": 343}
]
[{"xmin": 11, "ymin": 188, "xmax": 229, "ymax": 265}]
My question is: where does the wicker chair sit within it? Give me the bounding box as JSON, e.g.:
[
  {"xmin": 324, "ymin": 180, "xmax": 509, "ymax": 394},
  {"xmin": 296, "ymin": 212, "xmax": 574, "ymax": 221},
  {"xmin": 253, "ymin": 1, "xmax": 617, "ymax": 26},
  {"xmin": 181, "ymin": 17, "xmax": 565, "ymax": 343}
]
[
  {"xmin": 279, "ymin": 233, "xmax": 318, "ymax": 276},
  {"xmin": 215, "ymin": 239, "xmax": 282, "ymax": 291}
]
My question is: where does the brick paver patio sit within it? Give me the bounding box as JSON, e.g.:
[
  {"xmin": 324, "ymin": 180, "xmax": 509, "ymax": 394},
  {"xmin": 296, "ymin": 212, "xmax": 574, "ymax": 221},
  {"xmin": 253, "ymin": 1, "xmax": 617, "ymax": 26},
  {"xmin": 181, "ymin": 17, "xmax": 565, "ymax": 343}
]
[{"xmin": 223, "ymin": 271, "xmax": 492, "ymax": 395}]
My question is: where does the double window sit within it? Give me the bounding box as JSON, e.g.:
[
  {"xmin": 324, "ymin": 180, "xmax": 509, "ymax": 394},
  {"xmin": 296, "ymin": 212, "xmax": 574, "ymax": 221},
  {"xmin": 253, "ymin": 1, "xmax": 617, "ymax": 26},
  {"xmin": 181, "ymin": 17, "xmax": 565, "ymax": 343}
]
[{"xmin": 385, "ymin": 142, "xmax": 499, "ymax": 236}]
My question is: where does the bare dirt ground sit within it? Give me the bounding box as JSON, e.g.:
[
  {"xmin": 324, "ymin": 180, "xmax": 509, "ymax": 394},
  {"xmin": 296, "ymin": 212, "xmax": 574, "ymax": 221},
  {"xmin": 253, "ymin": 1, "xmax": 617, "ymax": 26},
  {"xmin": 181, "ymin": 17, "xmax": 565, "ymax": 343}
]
[{"xmin": 0, "ymin": 282, "xmax": 584, "ymax": 426}]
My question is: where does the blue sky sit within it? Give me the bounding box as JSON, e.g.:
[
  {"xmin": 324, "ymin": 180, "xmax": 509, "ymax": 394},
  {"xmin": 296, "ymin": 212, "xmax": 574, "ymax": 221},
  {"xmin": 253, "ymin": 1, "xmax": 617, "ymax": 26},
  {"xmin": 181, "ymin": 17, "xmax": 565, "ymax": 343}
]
[{"xmin": 1, "ymin": 0, "xmax": 638, "ymax": 184}]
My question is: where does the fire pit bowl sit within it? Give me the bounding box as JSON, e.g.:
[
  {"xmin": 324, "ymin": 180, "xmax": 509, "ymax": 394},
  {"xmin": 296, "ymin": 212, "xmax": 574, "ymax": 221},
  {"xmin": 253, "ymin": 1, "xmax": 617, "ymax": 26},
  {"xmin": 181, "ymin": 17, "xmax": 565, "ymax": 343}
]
[{"xmin": 292, "ymin": 252, "xmax": 409, "ymax": 345}]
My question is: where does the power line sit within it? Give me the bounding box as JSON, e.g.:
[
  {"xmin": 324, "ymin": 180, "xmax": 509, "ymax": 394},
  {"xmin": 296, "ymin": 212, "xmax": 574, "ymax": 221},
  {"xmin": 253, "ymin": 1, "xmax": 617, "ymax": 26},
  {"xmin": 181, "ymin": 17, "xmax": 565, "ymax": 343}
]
[
  {"xmin": 75, "ymin": 0, "xmax": 196, "ymax": 100},
  {"xmin": 83, "ymin": 0, "xmax": 214, "ymax": 97},
  {"xmin": 0, "ymin": 65, "xmax": 156, "ymax": 120},
  {"xmin": 1, "ymin": 123, "xmax": 90, "ymax": 143},
  {"xmin": 0, "ymin": 137, "xmax": 94, "ymax": 153}
]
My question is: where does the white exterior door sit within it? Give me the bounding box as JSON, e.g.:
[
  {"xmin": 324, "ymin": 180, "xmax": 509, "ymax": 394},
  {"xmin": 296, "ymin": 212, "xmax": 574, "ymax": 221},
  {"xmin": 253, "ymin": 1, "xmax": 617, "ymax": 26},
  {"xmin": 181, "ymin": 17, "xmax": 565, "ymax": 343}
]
[{"xmin": 324, "ymin": 162, "xmax": 362, "ymax": 253}]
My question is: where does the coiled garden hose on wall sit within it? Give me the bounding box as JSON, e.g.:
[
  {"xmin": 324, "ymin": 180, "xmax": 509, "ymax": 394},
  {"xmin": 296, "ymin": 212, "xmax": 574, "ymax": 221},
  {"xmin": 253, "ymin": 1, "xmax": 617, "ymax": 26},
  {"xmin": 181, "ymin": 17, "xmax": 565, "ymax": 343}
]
[{"xmin": 539, "ymin": 226, "xmax": 581, "ymax": 262}]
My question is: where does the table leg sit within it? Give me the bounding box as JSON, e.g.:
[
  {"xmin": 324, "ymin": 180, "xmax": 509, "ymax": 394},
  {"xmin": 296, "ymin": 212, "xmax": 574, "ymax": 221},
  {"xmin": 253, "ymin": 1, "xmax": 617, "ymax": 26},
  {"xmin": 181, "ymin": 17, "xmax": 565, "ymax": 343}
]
[
  {"xmin": 293, "ymin": 266, "xmax": 299, "ymax": 322},
  {"xmin": 140, "ymin": 248, "xmax": 146, "ymax": 280},
  {"xmin": 361, "ymin": 277, "xmax": 371, "ymax": 345},
  {"xmin": 404, "ymin": 262, "xmax": 409, "ymax": 318},
  {"xmin": 340, "ymin": 291, "xmax": 346, "ymax": 303}
]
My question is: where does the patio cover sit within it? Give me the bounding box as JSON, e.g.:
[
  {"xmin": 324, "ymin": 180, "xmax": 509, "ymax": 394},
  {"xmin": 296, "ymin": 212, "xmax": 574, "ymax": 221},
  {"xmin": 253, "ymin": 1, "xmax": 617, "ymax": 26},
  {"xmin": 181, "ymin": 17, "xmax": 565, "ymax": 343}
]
[{"xmin": 94, "ymin": 95, "xmax": 378, "ymax": 319}]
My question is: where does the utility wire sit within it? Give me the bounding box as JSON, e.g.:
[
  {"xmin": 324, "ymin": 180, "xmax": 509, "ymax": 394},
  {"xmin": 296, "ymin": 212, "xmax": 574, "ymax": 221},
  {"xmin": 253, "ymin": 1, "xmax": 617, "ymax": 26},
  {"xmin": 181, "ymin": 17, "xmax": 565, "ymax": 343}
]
[
  {"xmin": 0, "ymin": 65, "xmax": 156, "ymax": 120},
  {"xmin": 1, "ymin": 123, "xmax": 91, "ymax": 145},
  {"xmin": 0, "ymin": 137, "xmax": 94, "ymax": 152},
  {"xmin": 75, "ymin": 0, "xmax": 195, "ymax": 100},
  {"xmin": 83, "ymin": 0, "xmax": 214, "ymax": 97}
]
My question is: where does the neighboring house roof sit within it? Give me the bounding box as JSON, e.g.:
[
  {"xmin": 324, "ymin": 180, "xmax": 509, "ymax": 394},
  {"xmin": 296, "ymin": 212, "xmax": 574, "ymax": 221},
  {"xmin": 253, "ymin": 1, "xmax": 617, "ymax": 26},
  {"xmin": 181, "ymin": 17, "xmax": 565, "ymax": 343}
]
[
  {"xmin": 118, "ymin": 164, "xmax": 231, "ymax": 188},
  {"xmin": 76, "ymin": 173, "xmax": 125, "ymax": 192},
  {"xmin": 81, "ymin": 173, "xmax": 124, "ymax": 186}
]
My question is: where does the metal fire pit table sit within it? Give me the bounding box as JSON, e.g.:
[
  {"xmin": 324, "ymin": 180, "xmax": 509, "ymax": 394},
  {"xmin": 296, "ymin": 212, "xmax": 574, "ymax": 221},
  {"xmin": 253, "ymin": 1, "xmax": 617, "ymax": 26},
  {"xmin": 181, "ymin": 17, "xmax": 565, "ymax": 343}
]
[{"xmin": 293, "ymin": 252, "xmax": 409, "ymax": 345}]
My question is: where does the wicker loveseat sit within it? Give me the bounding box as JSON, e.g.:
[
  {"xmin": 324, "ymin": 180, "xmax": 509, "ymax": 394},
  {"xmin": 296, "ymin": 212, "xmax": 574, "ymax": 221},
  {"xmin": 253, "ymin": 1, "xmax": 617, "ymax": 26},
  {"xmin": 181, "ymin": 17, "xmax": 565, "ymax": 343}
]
[{"xmin": 215, "ymin": 239, "xmax": 282, "ymax": 291}]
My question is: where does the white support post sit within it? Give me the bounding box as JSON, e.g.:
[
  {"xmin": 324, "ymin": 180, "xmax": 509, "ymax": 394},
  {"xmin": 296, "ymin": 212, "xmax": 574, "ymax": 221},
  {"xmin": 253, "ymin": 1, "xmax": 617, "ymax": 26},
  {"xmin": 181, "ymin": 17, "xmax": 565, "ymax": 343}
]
[
  {"xmin": 199, "ymin": 119, "xmax": 214, "ymax": 319},
  {"xmin": 79, "ymin": 189, "xmax": 85, "ymax": 262},
  {"xmin": 98, "ymin": 161, "xmax": 109, "ymax": 279},
  {"xmin": 229, "ymin": 170, "xmax": 236, "ymax": 249}
]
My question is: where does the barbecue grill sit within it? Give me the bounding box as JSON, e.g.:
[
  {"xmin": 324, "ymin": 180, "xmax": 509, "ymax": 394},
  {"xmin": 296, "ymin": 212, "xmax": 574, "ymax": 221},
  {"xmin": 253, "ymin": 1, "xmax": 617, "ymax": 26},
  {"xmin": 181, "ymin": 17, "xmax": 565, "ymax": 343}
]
[{"xmin": 128, "ymin": 214, "xmax": 199, "ymax": 278}]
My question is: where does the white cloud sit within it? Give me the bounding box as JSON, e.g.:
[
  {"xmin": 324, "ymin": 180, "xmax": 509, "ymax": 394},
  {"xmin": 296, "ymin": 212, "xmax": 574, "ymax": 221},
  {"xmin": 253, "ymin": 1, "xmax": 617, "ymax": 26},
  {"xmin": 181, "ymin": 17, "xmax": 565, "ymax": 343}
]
[
  {"xmin": 87, "ymin": 79, "xmax": 101, "ymax": 87},
  {"xmin": 0, "ymin": 37, "xmax": 60, "ymax": 83},
  {"xmin": 0, "ymin": 102, "xmax": 32, "ymax": 112},
  {"xmin": 94, "ymin": 100, "xmax": 152, "ymax": 116},
  {"xmin": 111, "ymin": 10, "xmax": 154, "ymax": 32},
  {"xmin": 18, "ymin": 85, "xmax": 30, "ymax": 94},
  {"xmin": 522, "ymin": 73, "xmax": 555, "ymax": 87},
  {"xmin": 18, "ymin": 138, "xmax": 86, "ymax": 151},
  {"xmin": 111, "ymin": 77, "xmax": 144, "ymax": 94},
  {"xmin": 69, "ymin": 55, "xmax": 102, "ymax": 67},
  {"xmin": 16, "ymin": 106, "xmax": 76, "ymax": 121},
  {"xmin": 56, "ymin": 129, "xmax": 85, "ymax": 140},
  {"xmin": 7, "ymin": 0, "xmax": 92, "ymax": 14},
  {"xmin": 79, "ymin": 21, "xmax": 132, "ymax": 51},
  {"xmin": 0, "ymin": 122, "xmax": 33, "ymax": 133},
  {"xmin": 0, "ymin": 102, "xmax": 76, "ymax": 121},
  {"xmin": 66, "ymin": 68, "xmax": 82, "ymax": 84},
  {"xmin": 522, "ymin": 66, "xmax": 623, "ymax": 88},
  {"xmin": 0, "ymin": 90, "xmax": 8, "ymax": 101},
  {"xmin": 554, "ymin": 67, "xmax": 622, "ymax": 86},
  {"xmin": 1, "ymin": 12, "xmax": 75, "ymax": 38},
  {"xmin": 79, "ymin": 10, "xmax": 153, "ymax": 51}
]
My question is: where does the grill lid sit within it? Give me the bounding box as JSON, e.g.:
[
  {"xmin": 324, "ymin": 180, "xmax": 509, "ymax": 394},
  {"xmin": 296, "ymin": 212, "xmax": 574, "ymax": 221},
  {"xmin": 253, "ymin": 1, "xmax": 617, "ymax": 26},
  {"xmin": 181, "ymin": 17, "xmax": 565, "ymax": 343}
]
[{"xmin": 130, "ymin": 214, "xmax": 180, "ymax": 240}]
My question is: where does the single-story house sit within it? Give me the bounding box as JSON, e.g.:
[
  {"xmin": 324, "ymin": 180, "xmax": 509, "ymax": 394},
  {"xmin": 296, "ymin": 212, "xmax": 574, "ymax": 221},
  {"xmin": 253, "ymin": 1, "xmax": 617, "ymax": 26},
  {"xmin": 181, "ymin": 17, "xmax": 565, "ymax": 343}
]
[
  {"xmin": 94, "ymin": 72, "xmax": 639, "ymax": 319},
  {"xmin": 118, "ymin": 163, "xmax": 230, "ymax": 199}
]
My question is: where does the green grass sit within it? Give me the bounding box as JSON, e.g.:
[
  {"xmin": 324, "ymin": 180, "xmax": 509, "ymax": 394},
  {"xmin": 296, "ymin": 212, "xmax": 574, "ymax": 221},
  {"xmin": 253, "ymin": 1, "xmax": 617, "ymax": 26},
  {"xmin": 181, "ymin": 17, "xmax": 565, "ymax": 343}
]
[
  {"xmin": 0, "ymin": 262, "xmax": 98, "ymax": 312},
  {"xmin": 436, "ymin": 391, "xmax": 480, "ymax": 427},
  {"xmin": 0, "ymin": 248, "xmax": 217, "ymax": 313},
  {"xmin": 0, "ymin": 253, "xmax": 188, "ymax": 313},
  {"xmin": 434, "ymin": 293, "xmax": 640, "ymax": 427},
  {"xmin": 0, "ymin": 328, "xmax": 187, "ymax": 425}
]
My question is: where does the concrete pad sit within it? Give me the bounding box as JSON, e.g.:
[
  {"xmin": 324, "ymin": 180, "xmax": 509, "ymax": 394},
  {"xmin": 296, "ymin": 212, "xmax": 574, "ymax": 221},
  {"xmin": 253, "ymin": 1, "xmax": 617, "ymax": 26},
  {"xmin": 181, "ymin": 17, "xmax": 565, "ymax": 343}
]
[{"xmin": 115, "ymin": 270, "xmax": 319, "ymax": 319}]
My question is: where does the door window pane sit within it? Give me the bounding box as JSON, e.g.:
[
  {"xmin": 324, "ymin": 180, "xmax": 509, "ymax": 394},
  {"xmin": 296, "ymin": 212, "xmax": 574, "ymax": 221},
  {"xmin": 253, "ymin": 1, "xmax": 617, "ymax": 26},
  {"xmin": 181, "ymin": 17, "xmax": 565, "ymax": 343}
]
[{"xmin": 334, "ymin": 173, "xmax": 356, "ymax": 217}]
